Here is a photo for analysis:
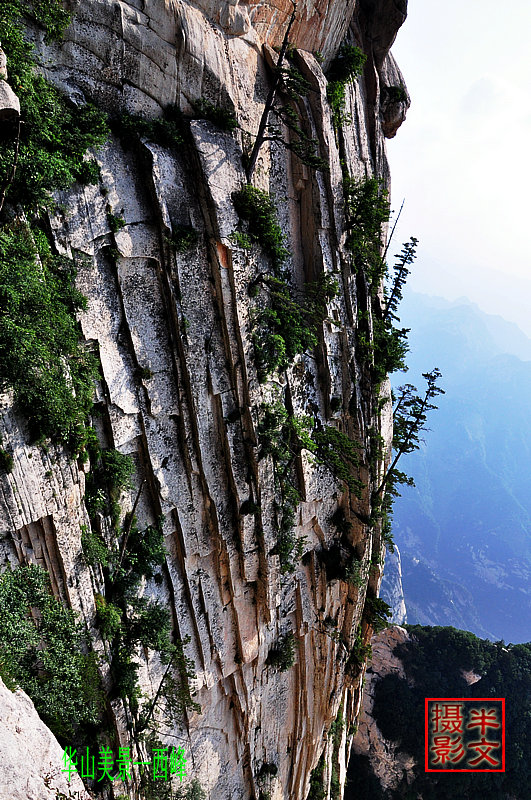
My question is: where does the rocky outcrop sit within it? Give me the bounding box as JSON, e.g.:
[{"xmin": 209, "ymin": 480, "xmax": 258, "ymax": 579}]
[
  {"xmin": 379, "ymin": 53, "xmax": 410, "ymax": 139},
  {"xmin": 0, "ymin": 2, "xmax": 409, "ymax": 798},
  {"xmin": 380, "ymin": 545, "xmax": 407, "ymax": 625},
  {"xmin": 0, "ymin": 678, "xmax": 92, "ymax": 800},
  {"xmin": 358, "ymin": 0, "xmax": 408, "ymax": 67},
  {"xmin": 0, "ymin": 44, "xmax": 20, "ymax": 123},
  {"xmin": 350, "ymin": 626, "xmax": 416, "ymax": 793}
]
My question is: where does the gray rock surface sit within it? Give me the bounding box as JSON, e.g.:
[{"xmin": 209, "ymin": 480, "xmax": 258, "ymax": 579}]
[
  {"xmin": 0, "ymin": 80, "xmax": 20, "ymax": 122},
  {"xmin": 0, "ymin": 45, "xmax": 20, "ymax": 122},
  {"xmin": 0, "ymin": 678, "xmax": 92, "ymax": 800},
  {"xmin": 380, "ymin": 544, "xmax": 407, "ymax": 625}
]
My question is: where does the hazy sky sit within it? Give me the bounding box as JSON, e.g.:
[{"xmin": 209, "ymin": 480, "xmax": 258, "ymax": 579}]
[{"xmin": 386, "ymin": 0, "xmax": 531, "ymax": 336}]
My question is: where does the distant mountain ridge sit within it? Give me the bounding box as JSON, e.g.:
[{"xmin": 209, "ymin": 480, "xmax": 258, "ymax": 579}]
[{"xmin": 382, "ymin": 291, "xmax": 531, "ymax": 643}]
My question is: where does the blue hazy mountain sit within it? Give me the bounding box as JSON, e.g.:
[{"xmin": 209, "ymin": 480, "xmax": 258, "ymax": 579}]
[{"xmin": 384, "ymin": 292, "xmax": 531, "ymax": 643}]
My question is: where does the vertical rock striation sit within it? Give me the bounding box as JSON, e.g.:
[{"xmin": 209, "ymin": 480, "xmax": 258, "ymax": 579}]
[
  {"xmin": 0, "ymin": 2, "xmax": 409, "ymax": 798},
  {"xmin": 381, "ymin": 545, "xmax": 407, "ymax": 625}
]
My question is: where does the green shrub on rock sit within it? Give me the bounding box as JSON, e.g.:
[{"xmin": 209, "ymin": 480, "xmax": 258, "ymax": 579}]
[
  {"xmin": 267, "ymin": 632, "xmax": 297, "ymax": 671},
  {"xmin": 0, "ymin": 564, "xmax": 104, "ymax": 741},
  {"xmin": 233, "ymin": 185, "xmax": 289, "ymax": 271},
  {"xmin": 326, "ymin": 44, "xmax": 367, "ymax": 125},
  {"xmin": 0, "ymin": 224, "xmax": 98, "ymax": 447}
]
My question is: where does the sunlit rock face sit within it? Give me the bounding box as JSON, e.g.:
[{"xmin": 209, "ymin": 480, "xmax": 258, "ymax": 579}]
[
  {"xmin": 0, "ymin": 2, "xmax": 409, "ymax": 798},
  {"xmin": 0, "ymin": 679, "xmax": 92, "ymax": 800},
  {"xmin": 184, "ymin": 0, "xmax": 358, "ymax": 53},
  {"xmin": 380, "ymin": 545, "xmax": 407, "ymax": 625}
]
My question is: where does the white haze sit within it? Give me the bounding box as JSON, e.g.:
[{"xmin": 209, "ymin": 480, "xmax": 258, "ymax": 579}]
[{"xmin": 386, "ymin": 0, "xmax": 531, "ymax": 337}]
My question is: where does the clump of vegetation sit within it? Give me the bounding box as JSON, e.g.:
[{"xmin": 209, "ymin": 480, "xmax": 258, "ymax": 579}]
[
  {"xmin": 344, "ymin": 553, "xmax": 365, "ymax": 587},
  {"xmin": 0, "ymin": 225, "xmax": 98, "ymax": 448},
  {"xmin": 84, "ymin": 447, "xmax": 134, "ymax": 527},
  {"xmin": 256, "ymin": 761, "xmax": 278, "ymax": 799},
  {"xmin": 370, "ymin": 316, "xmax": 410, "ymax": 384},
  {"xmin": 258, "ymin": 401, "xmax": 311, "ymax": 573},
  {"xmin": 384, "ymin": 84, "xmax": 408, "ymax": 103},
  {"xmin": 270, "ymin": 490, "xmax": 304, "ymax": 574},
  {"xmin": 363, "ymin": 595, "xmax": 392, "ymax": 633},
  {"xmin": 326, "ymin": 44, "xmax": 367, "ymax": 125},
  {"xmin": 193, "ymin": 98, "xmax": 239, "ymax": 131},
  {"xmin": 0, "ymin": 564, "xmax": 104, "ymax": 741},
  {"xmin": 0, "ymin": 2, "xmax": 109, "ymax": 451},
  {"xmin": 107, "ymin": 209, "xmax": 126, "ymax": 232},
  {"xmin": 81, "ymin": 524, "xmax": 110, "ymax": 567},
  {"xmin": 76, "ymin": 158, "xmax": 100, "ymax": 185},
  {"xmin": 99, "ymin": 447, "xmax": 134, "ymax": 491},
  {"xmin": 367, "ymin": 425, "xmax": 385, "ymax": 478},
  {"xmin": 230, "ymin": 230, "xmax": 253, "ymax": 250},
  {"xmin": 173, "ymin": 779, "xmax": 207, "ymax": 800},
  {"xmin": 0, "ymin": 447, "xmax": 13, "ymax": 473},
  {"xmin": 0, "ymin": 2, "xmax": 108, "ymax": 211},
  {"xmin": 312, "ymin": 425, "xmax": 363, "ymax": 496},
  {"xmin": 251, "ymin": 272, "xmax": 338, "ymax": 380},
  {"xmin": 111, "ymin": 104, "xmax": 185, "ymax": 150},
  {"xmin": 94, "ymin": 593, "xmax": 122, "ymax": 640},
  {"xmin": 346, "ymin": 627, "xmax": 372, "ymax": 674},
  {"xmin": 317, "ymin": 542, "xmax": 364, "ymax": 586},
  {"xmin": 257, "ymin": 762, "xmax": 278, "ymax": 780},
  {"xmin": 267, "ymin": 632, "xmax": 297, "ymax": 671},
  {"xmin": 138, "ymin": 365, "xmax": 154, "ymax": 380},
  {"xmin": 343, "ymin": 176, "xmax": 390, "ymax": 285},
  {"xmin": 329, "ymin": 709, "xmax": 344, "ymax": 800},
  {"xmin": 307, "ymin": 753, "xmax": 327, "ymax": 800},
  {"xmin": 328, "ymin": 44, "xmax": 367, "ymax": 84},
  {"xmin": 5, "ymin": 0, "xmax": 71, "ymax": 43},
  {"xmin": 233, "ymin": 186, "xmax": 289, "ymax": 271},
  {"xmin": 240, "ymin": 499, "xmax": 261, "ymax": 516},
  {"xmin": 111, "ymin": 516, "xmax": 167, "ymax": 595},
  {"xmin": 166, "ymin": 224, "xmax": 199, "ymax": 253}
]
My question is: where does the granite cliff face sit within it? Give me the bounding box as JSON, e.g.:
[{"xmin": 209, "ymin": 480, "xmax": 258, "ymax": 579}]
[
  {"xmin": 380, "ymin": 546, "xmax": 407, "ymax": 626},
  {"xmin": 0, "ymin": 2, "xmax": 409, "ymax": 798},
  {"xmin": 0, "ymin": 677, "xmax": 92, "ymax": 800}
]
